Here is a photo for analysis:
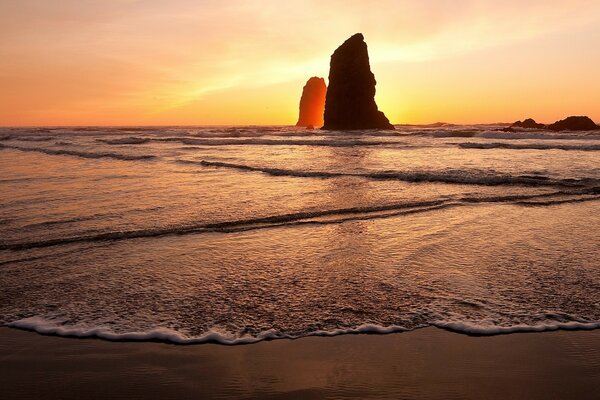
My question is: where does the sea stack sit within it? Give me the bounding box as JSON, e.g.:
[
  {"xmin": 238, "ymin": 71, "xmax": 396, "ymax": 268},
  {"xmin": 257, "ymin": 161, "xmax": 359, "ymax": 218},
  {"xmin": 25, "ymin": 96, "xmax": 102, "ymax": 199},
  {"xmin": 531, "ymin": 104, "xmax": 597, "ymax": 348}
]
[
  {"xmin": 511, "ymin": 118, "xmax": 545, "ymax": 129},
  {"xmin": 547, "ymin": 116, "xmax": 599, "ymax": 131},
  {"xmin": 322, "ymin": 33, "xmax": 394, "ymax": 130},
  {"xmin": 296, "ymin": 77, "xmax": 327, "ymax": 128}
]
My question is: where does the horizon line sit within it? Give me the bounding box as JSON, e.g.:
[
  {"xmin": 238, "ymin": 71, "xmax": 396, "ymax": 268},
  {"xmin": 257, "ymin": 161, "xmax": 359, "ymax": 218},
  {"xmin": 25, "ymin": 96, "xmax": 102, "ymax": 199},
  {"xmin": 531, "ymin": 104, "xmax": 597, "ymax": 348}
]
[{"xmin": 0, "ymin": 122, "xmax": 519, "ymax": 128}]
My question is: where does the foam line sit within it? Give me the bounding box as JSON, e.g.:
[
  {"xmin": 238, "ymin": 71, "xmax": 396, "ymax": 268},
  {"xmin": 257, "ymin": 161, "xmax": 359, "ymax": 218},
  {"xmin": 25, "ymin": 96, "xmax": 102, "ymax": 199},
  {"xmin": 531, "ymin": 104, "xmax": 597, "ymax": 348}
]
[
  {"xmin": 2, "ymin": 191, "xmax": 598, "ymax": 251},
  {"xmin": 7, "ymin": 316, "xmax": 600, "ymax": 345},
  {"xmin": 458, "ymin": 142, "xmax": 600, "ymax": 151},
  {"xmin": 97, "ymin": 137, "xmax": 151, "ymax": 145},
  {"xmin": 434, "ymin": 320, "xmax": 600, "ymax": 335},
  {"xmin": 7, "ymin": 317, "xmax": 409, "ymax": 345},
  {"xmin": 196, "ymin": 160, "xmax": 599, "ymax": 188},
  {"xmin": 0, "ymin": 144, "xmax": 156, "ymax": 161},
  {"xmin": 160, "ymin": 137, "xmax": 391, "ymax": 147}
]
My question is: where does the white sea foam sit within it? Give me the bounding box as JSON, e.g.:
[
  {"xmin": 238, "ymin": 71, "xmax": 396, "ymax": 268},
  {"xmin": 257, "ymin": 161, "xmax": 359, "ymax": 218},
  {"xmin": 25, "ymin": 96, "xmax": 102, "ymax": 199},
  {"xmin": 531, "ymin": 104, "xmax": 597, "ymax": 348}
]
[
  {"xmin": 7, "ymin": 317, "xmax": 408, "ymax": 345},
  {"xmin": 477, "ymin": 131, "xmax": 600, "ymax": 141},
  {"xmin": 458, "ymin": 142, "xmax": 600, "ymax": 151},
  {"xmin": 196, "ymin": 160, "xmax": 600, "ymax": 188},
  {"xmin": 412, "ymin": 130, "xmax": 600, "ymax": 141},
  {"xmin": 434, "ymin": 320, "xmax": 600, "ymax": 335},
  {"xmin": 0, "ymin": 143, "xmax": 156, "ymax": 161},
  {"xmin": 166, "ymin": 137, "xmax": 393, "ymax": 147},
  {"xmin": 8, "ymin": 317, "xmax": 600, "ymax": 345}
]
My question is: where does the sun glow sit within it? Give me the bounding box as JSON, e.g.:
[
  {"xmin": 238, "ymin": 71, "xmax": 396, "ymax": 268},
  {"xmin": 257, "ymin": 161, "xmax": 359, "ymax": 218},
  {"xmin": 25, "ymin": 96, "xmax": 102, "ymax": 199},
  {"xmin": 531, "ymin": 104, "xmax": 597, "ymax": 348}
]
[{"xmin": 1, "ymin": 1, "xmax": 600, "ymax": 126}]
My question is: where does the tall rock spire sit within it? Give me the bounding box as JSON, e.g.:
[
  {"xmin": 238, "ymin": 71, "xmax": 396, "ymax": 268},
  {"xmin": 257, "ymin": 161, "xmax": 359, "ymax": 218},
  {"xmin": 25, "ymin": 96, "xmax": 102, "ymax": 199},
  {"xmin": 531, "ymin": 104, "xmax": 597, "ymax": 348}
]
[
  {"xmin": 296, "ymin": 77, "xmax": 326, "ymax": 128},
  {"xmin": 322, "ymin": 33, "xmax": 394, "ymax": 130}
]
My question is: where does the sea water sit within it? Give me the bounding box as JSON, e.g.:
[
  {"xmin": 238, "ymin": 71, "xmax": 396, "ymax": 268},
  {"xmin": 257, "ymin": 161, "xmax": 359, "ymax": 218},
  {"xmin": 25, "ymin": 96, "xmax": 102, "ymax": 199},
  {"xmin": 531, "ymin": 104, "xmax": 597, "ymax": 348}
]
[{"xmin": 1, "ymin": 125, "xmax": 599, "ymax": 343}]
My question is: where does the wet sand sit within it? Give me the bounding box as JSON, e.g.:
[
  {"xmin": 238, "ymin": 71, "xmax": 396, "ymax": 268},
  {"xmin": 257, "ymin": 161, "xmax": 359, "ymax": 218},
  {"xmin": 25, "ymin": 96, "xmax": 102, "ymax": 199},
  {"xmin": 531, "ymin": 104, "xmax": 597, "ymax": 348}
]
[{"xmin": 1, "ymin": 327, "xmax": 599, "ymax": 399}]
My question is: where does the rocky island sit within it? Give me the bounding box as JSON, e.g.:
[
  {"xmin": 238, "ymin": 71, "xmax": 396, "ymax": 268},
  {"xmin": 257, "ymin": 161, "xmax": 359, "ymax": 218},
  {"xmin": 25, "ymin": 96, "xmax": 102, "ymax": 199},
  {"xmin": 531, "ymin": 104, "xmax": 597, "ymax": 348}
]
[
  {"xmin": 507, "ymin": 116, "xmax": 599, "ymax": 131},
  {"xmin": 511, "ymin": 118, "xmax": 545, "ymax": 129},
  {"xmin": 322, "ymin": 33, "xmax": 394, "ymax": 130},
  {"xmin": 547, "ymin": 116, "xmax": 599, "ymax": 131}
]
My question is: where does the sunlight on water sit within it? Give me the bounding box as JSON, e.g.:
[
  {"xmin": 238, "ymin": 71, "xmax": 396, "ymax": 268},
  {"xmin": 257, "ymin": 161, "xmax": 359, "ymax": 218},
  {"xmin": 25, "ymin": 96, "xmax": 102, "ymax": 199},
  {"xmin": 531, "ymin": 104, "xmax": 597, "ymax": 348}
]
[{"xmin": 1, "ymin": 125, "xmax": 599, "ymax": 343}]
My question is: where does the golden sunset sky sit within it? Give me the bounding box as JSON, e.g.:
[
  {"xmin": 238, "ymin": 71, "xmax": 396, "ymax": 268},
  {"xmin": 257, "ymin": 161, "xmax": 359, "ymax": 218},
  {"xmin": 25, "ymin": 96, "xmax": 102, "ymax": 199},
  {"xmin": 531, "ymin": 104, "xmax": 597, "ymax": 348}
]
[{"xmin": 2, "ymin": 0, "xmax": 600, "ymax": 126}]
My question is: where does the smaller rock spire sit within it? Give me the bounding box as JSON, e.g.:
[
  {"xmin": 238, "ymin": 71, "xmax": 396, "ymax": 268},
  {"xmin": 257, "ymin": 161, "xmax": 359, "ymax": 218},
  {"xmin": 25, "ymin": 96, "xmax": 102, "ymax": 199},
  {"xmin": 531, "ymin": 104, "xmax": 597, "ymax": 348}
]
[{"xmin": 296, "ymin": 77, "xmax": 326, "ymax": 128}]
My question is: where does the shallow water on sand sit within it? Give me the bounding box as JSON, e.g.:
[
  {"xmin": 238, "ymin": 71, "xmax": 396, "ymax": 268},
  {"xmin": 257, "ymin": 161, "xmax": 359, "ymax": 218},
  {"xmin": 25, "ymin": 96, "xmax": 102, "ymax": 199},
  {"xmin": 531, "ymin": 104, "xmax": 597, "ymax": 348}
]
[{"xmin": 1, "ymin": 125, "xmax": 599, "ymax": 343}]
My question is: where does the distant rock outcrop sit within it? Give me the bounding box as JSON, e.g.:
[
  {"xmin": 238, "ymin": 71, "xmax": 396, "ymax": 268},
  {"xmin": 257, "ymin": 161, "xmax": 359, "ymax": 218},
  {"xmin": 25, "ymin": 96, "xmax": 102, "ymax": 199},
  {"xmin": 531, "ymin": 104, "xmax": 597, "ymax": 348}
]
[
  {"xmin": 511, "ymin": 118, "xmax": 545, "ymax": 129},
  {"xmin": 296, "ymin": 77, "xmax": 326, "ymax": 128},
  {"xmin": 547, "ymin": 116, "xmax": 599, "ymax": 131},
  {"xmin": 322, "ymin": 33, "xmax": 394, "ymax": 130}
]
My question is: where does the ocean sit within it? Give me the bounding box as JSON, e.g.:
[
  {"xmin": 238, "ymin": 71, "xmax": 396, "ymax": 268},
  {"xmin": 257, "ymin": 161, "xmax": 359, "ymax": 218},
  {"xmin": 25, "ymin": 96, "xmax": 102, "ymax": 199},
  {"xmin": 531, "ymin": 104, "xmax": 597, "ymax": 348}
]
[{"xmin": 1, "ymin": 125, "xmax": 599, "ymax": 344}]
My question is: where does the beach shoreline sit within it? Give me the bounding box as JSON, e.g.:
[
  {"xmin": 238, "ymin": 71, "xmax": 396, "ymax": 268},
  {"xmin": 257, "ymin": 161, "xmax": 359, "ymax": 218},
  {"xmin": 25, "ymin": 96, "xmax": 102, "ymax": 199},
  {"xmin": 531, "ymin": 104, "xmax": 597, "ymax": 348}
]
[{"xmin": 2, "ymin": 326, "xmax": 599, "ymax": 400}]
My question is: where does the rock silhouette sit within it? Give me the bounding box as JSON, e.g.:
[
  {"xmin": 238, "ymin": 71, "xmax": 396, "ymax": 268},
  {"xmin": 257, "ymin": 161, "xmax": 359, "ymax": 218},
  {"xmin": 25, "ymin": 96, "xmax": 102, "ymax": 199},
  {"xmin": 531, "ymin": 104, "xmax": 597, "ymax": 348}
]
[
  {"xmin": 511, "ymin": 118, "xmax": 545, "ymax": 129},
  {"xmin": 322, "ymin": 33, "xmax": 394, "ymax": 130},
  {"xmin": 296, "ymin": 77, "xmax": 327, "ymax": 128},
  {"xmin": 547, "ymin": 116, "xmax": 599, "ymax": 131}
]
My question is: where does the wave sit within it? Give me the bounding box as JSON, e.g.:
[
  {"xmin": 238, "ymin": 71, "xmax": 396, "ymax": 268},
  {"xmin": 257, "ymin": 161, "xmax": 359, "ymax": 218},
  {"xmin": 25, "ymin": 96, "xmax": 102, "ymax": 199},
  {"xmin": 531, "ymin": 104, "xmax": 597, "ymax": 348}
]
[
  {"xmin": 195, "ymin": 160, "xmax": 599, "ymax": 188},
  {"xmin": 7, "ymin": 316, "xmax": 599, "ymax": 345},
  {"xmin": 161, "ymin": 137, "xmax": 392, "ymax": 147},
  {"xmin": 15, "ymin": 136, "xmax": 55, "ymax": 142},
  {"xmin": 91, "ymin": 136, "xmax": 397, "ymax": 147},
  {"xmin": 412, "ymin": 130, "xmax": 600, "ymax": 141},
  {"xmin": 458, "ymin": 142, "xmax": 600, "ymax": 151},
  {"xmin": 411, "ymin": 130, "xmax": 478, "ymax": 138},
  {"xmin": 194, "ymin": 130, "xmax": 404, "ymax": 138},
  {"xmin": 513, "ymin": 196, "xmax": 600, "ymax": 207},
  {"xmin": 7, "ymin": 317, "xmax": 410, "ymax": 345},
  {"xmin": 20, "ymin": 206, "xmax": 168, "ymax": 230},
  {"xmin": 2, "ymin": 191, "xmax": 598, "ymax": 251},
  {"xmin": 0, "ymin": 200, "xmax": 453, "ymax": 250},
  {"xmin": 0, "ymin": 177, "xmax": 40, "ymax": 184},
  {"xmin": 91, "ymin": 129, "xmax": 403, "ymax": 141},
  {"xmin": 191, "ymin": 130, "xmax": 319, "ymax": 138},
  {"xmin": 434, "ymin": 320, "xmax": 600, "ymax": 336},
  {"xmin": 0, "ymin": 144, "xmax": 156, "ymax": 161},
  {"xmin": 97, "ymin": 137, "xmax": 151, "ymax": 145},
  {"xmin": 397, "ymin": 122, "xmax": 457, "ymax": 128},
  {"xmin": 3, "ymin": 126, "xmax": 600, "ymax": 141}
]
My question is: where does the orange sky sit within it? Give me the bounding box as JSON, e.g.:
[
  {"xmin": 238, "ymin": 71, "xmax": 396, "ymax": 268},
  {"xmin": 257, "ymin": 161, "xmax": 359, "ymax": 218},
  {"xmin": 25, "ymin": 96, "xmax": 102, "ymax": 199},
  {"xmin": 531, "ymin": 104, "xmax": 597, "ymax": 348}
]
[{"xmin": 1, "ymin": 1, "xmax": 600, "ymax": 126}]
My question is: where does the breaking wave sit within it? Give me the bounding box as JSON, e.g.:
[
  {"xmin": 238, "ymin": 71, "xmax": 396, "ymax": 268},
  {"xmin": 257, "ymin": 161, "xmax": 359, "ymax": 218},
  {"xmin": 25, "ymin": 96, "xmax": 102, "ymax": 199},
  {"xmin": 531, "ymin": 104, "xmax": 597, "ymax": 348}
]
[
  {"xmin": 7, "ymin": 317, "xmax": 411, "ymax": 344},
  {"xmin": 0, "ymin": 144, "xmax": 156, "ymax": 161},
  {"xmin": 8, "ymin": 316, "xmax": 599, "ymax": 345},
  {"xmin": 458, "ymin": 142, "xmax": 600, "ymax": 151},
  {"xmin": 97, "ymin": 137, "xmax": 151, "ymax": 145},
  {"xmin": 14, "ymin": 136, "xmax": 55, "ymax": 142},
  {"xmin": 434, "ymin": 320, "xmax": 600, "ymax": 335},
  {"xmin": 89, "ymin": 135, "xmax": 402, "ymax": 147},
  {"xmin": 194, "ymin": 160, "xmax": 599, "ymax": 188},
  {"xmin": 2, "ymin": 191, "xmax": 599, "ymax": 251},
  {"xmin": 414, "ymin": 130, "xmax": 600, "ymax": 141},
  {"xmin": 3, "ymin": 125, "xmax": 600, "ymax": 347},
  {"xmin": 161, "ymin": 137, "xmax": 392, "ymax": 147}
]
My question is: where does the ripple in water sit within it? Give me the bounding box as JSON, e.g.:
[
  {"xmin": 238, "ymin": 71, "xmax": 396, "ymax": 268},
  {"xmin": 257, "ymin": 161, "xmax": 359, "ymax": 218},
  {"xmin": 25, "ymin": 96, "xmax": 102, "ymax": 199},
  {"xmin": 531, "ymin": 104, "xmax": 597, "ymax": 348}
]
[{"xmin": 1, "ymin": 125, "xmax": 599, "ymax": 344}]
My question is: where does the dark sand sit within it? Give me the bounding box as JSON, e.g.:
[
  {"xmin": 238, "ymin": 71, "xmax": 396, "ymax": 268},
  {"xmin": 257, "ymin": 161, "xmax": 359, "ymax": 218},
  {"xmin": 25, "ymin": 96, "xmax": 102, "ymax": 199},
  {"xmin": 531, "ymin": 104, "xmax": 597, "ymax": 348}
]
[{"xmin": 1, "ymin": 327, "xmax": 599, "ymax": 400}]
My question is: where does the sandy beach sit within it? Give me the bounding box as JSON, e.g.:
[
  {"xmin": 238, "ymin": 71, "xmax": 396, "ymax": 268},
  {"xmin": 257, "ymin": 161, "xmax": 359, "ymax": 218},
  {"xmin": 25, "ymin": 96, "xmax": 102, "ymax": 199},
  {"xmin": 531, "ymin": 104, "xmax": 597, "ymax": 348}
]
[
  {"xmin": 1, "ymin": 327, "xmax": 599, "ymax": 399},
  {"xmin": 3, "ymin": 3, "xmax": 600, "ymax": 399}
]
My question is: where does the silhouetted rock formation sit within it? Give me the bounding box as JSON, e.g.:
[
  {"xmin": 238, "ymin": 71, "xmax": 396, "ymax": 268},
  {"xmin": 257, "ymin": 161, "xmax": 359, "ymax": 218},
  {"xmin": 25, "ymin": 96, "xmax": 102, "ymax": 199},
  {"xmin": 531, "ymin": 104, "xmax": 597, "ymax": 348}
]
[
  {"xmin": 296, "ymin": 77, "xmax": 326, "ymax": 128},
  {"xmin": 322, "ymin": 33, "xmax": 394, "ymax": 130},
  {"xmin": 511, "ymin": 118, "xmax": 545, "ymax": 129},
  {"xmin": 547, "ymin": 116, "xmax": 599, "ymax": 131}
]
